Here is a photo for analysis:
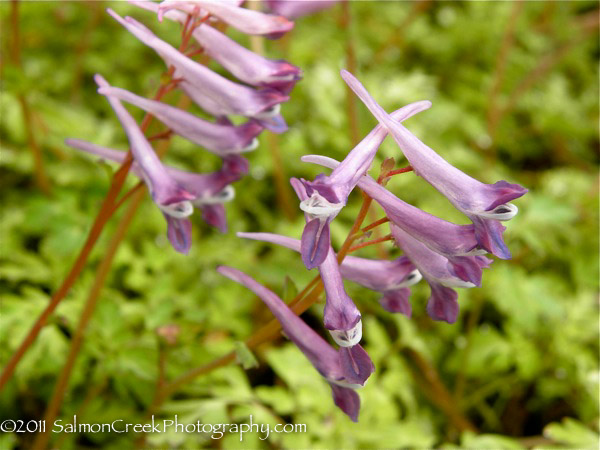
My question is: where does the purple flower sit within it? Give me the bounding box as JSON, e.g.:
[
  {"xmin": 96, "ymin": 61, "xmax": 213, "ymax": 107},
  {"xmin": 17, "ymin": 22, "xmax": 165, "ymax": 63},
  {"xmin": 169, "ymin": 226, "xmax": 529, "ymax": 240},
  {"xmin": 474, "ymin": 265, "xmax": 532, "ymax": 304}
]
[
  {"xmin": 94, "ymin": 74, "xmax": 195, "ymax": 219},
  {"xmin": 132, "ymin": 2, "xmax": 302, "ymax": 94},
  {"xmin": 341, "ymin": 70, "xmax": 528, "ymax": 259},
  {"xmin": 217, "ymin": 266, "xmax": 374, "ymax": 422},
  {"xmin": 266, "ymin": 0, "xmax": 340, "ymax": 19},
  {"xmin": 390, "ymin": 224, "xmax": 492, "ymax": 324},
  {"xmin": 298, "ymin": 100, "xmax": 431, "ymax": 269},
  {"xmin": 97, "ymin": 85, "xmax": 263, "ymax": 155},
  {"xmin": 157, "ymin": 0, "xmax": 294, "ymax": 38},
  {"xmin": 65, "ymin": 138, "xmax": 248, "ymax": 240},
  {"xmin": 237, "ymin": 231, "xmax": 420, "ymax": 316},
  {"xmin": 107, "ymin": 10, "xmax": 289, "ymax": 133},
  {"xmin": 302, "ymin": 154, "xmax": 489, "ymax": 287},
  {"xmin": 290, "ymin": 178, "xmax": 363, "ymax": 346}
]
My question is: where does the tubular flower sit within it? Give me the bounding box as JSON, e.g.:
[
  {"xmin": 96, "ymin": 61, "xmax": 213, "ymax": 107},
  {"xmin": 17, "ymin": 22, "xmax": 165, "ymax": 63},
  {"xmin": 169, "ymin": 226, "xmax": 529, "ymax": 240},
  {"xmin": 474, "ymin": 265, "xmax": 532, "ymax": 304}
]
[
  {"xmin": 298, "ymin": 100, "xmax": 431, "ymax": 269},
  {"xmin": 390, "ymin": 224, "xmax": 492, "ymax": 324},
  {"xmin": 266, "ymin": 0, "xmax": 340, "ymax": 19},
  {"xmin": 302, "ymin": 154, "xmax": 489, "ymax": 287},
  {"xmin": 237, "ymin": 232, "xmax": 420, "ymax": 316},
  {"xmin": 107, "ymin": 10, "xmax": 289, "ymax": 133},
  {"xmin": 65, "ymin": 139, "xmax": 248, "ymax": 237},
  {"xmin": 341, "ymin": 69, "xmax": 528, "ymax": 259},
  {"xmin": 93, "ymin": 74, "xmax": 195, "ymax": 219},
  {"xmin": 217, "ymin": 266, "xmax": 374, "ymax": 422},
  {"xmin": 132, "ymin": 2, "xmax": 302, "ymax": 94},
  {"xmin": 290, "ymin": 178, "xmax": 362, "ymax": 346},
  {"xmin": 157, "ymin": 0, "xmax": 294, "ymax": 38},
  {"xmin": 97, "ymin": 85, "xmax": 263, "ymax": 155}
]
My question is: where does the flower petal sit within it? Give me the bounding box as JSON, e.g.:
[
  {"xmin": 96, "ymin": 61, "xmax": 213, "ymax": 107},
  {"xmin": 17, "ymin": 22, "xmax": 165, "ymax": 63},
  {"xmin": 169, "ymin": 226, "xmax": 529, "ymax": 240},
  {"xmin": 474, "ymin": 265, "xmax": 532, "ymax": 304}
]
[
  {"xmin": 427, "ymin": 283, "xmax": 459, "ymax": 324},
  {"xmin": 338, "ymin": 345, "xmax": 375, "ymax": 387},
  {"xmin": 165, "ymin": 215, "xmax": 192, "ymax": 254},
  {"xmin": 329, "ymin": 383, "xmax": 360, "ymax": 422},
  {"xmin": 300, "ymin": 217, "xmax": 331, "ymax": 270},
  {"xmin": 379, "ymin": 289, "xmax": 412, "ymax": 316}
]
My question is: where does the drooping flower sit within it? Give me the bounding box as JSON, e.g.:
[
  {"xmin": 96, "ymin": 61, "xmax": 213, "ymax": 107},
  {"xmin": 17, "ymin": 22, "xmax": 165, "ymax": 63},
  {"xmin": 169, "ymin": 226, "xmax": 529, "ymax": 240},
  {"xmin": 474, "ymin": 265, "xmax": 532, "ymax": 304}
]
[
  {"xmin": 266, "ymin": 0, "xmax": 340, "ymax": 19},
  {"xmin": 65, "ymin": 138, "xmax": 248, "ymax": 236},
  {"xmin": 302, "ymin": 154, "xmax": 490, "ymax": 287},
  {"xmin": 107, "ymin": 10, "xmax": 289, "ymax": 132},
  {"xmin": 217, "ymin": 265, "xmax": 374, "ymax": 421},
  {"xmin": 93, "ymin": 74, "xmax": 195, "ymax": 219},
  {"xmin": 341, "ymin": 69, "xmax": 528, "ymax": 259},
  {"xmin": 132, "ymin": 1, "xmax": 302, "ymax": 93},
  {"xmin": 298, "ymin": 100, "xmax": 431, "ymax": 269},
  {"xmin": 390, "ymin": 224, "xmax": 492, "ymax": 324},
  {"xmin": 97, "ymin": 84, "xmax": 263, "ymax": 155},
  {"xmin": 157, "ymin": 0, "xmax": 294, "ymax": 39},
  {"xmin": 290, "ymin": 177, "xmax": 363, "ymax": 346},
  {"xmin": 237, "ymin": 231, "xmax": 420, "ymax": 316}
]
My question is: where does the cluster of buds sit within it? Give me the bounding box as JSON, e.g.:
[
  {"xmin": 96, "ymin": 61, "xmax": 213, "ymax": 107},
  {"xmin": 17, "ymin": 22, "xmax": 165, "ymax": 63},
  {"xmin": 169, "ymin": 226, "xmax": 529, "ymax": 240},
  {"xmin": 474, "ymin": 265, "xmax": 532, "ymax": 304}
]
[
  {"xmin": 67, "ymin": 0, "xmax": 302, "ymax": 253},
  {"xmin": 221, "ymin": 70, "xmax": 527, "ymax": 421}
]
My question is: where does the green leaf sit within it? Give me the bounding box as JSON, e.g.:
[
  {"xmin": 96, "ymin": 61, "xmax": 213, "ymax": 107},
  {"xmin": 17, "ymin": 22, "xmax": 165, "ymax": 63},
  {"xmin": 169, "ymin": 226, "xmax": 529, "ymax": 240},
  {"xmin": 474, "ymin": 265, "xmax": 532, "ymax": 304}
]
[
  {"xmin": 543, "ymin": 418, "xmax": 600, "ymax": 448},
  {"xmin": 234, "ymin": 341, "xmax": 259, "ymax": 370}
]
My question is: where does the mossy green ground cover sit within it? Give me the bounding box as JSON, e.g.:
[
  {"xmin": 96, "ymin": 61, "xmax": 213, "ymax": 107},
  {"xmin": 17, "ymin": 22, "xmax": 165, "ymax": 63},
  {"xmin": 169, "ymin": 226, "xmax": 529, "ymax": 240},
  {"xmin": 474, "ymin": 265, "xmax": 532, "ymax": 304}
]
[{"xmin": 1, "ymin": 1, "xmax": 598, "ymax": 448}]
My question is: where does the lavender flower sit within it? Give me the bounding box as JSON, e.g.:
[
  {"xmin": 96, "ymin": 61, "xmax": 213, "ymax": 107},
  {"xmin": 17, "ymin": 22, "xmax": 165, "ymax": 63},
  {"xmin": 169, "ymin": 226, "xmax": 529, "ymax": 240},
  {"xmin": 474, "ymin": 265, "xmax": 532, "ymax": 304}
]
[
  {"xmin": 291, "ymin": 178, "xmax": 363, "ymax": 346},
  {"xmin": 302, "ymin": 154, "xmax": 490, "ymax": 286},
  {"xmin": 266, "ymin": 0, "xmax": 340, "ymax": 19},
  {"xmin": 298, "ymin": 100, "xmax": 431, "ymax": 269},
  {"xmin": 341, "ymin": 70, "xmax": 528, "ymax": 259},
  {"xmin": 65, "ymin": 139, "xmax": 248, "ymax": 241},
  {"xmin": 217, "ymin": 266, "xmax": 374, "ymax": 421},
  {"xmin": 157, "ymin": 0, "xmax": 294, "ymax": 39},
  {"xmin": 107, "ymin": 10, "xmax": 289, "ymax": 133},
  {"xmin": 391, "ymin": 224, "xmax": 492, "ymax": 324},
  {"xmin": 237, "ymin": 232, "xmax": 421, "ymax": 316},
  {"xmin": 93, "ymin": 74, "xmax": 195, "ymax": 219},
  {"xmin": 132, "ymin": 2, "xmax": 302, "ymax": 94},
  {"xmin": 97, "ymin": 85, "xmax": 263, "ymax": 155}
]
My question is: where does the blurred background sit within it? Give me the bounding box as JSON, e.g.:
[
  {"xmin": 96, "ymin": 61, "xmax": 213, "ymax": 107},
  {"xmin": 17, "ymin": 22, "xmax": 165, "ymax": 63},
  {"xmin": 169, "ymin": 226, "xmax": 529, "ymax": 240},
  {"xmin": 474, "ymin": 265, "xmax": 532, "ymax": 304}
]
[{"xmin": 1, "ymin": 1, "xmax": 598, "ymax": 448}]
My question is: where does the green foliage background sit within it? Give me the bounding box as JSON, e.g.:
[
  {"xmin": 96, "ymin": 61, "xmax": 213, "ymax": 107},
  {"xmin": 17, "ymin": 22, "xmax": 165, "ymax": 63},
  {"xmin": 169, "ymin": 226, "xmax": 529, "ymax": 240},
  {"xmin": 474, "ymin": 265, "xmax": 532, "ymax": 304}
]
[{"xmin": 1, "ymin": 1, "xmax": 598, "ymax": 449}]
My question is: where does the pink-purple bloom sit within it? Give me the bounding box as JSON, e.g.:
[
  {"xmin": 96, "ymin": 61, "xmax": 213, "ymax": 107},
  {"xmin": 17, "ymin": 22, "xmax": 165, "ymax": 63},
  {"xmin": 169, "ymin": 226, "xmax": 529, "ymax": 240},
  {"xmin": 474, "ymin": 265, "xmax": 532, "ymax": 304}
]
[
  {"xmin": 157, "ymin": 0, "xmax": 294, "ymax": 39},
  {"xmin": 237, "ymin": 232, "xmax": 420, "ymax": 316},
  {"xmin": 108, "ymin": 10, "xmax": 290, "ymax": 133},
  {"xmin": 217, "ymin": 266, "xmax": 374, "ymax": 422},
  {"xmin": 341, "ymin": 69, "xmax": 528, "ymax": 259},
  {"xmin": 291, "ymin": 178, "xmax": 363, "ymax": 346},
  {"xmin": 93, "ymin": 74, "xmax": 195, "ymax": 219},
  {"xmin": 133, "ymin": 1, "xmax": 302, "ymax": 94},
  {"xmin": 390, "ymin": 224, "xmax": 492, "ymax": 324},
  {"xmin": 302, "ymin": 154, "xmax": 490, "ymax": 287},
  {"xmin": 266, "ymin": 0, "xmax": 340, "ymax": 19},
  {"xmin": 65, "ymin": 138, "xmax": 248, "ymax": 250},
  {"xmin": 298, "ymin": 101, "xmax": 431, "ymax": 269},
  {"xmin": 97, "ymin": 85, "xmax": 263, "ymax": 155}
]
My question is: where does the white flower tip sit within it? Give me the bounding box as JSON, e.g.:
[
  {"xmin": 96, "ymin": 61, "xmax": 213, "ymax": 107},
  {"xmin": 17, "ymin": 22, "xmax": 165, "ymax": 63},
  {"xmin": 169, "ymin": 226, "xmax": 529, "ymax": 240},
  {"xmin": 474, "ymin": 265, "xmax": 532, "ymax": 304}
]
[
  {"xmin": 478, "ymin": 203, "xmax": 519, "ymax": 221},
  {"xmin": 159, "ymin": 200, "xmax": 194, "ymax": 218},
  {"xmin": 194, "ymin": 185, "xmax": 235, "ymax": 206},
  {"xmin": 329, "ymin": 320, "xmax": 362, "ymax": 347},
  {"xmin": 242, "ymin": 138, "xmax": 259, "ymax": 152},
  {"xmin": 393, "ymin": 269, "xmax": 422, "ymax": 289},
  {"xmin": 299, "ymin": 193, "xmax": 344, "ymax": 220},
  {"xmin": 255, "ymin": 103, "xmax": 280, "ymax": 120},
  {"xmin": 328, "ymin": 378, "xmax": 364, "ymax": 390}
]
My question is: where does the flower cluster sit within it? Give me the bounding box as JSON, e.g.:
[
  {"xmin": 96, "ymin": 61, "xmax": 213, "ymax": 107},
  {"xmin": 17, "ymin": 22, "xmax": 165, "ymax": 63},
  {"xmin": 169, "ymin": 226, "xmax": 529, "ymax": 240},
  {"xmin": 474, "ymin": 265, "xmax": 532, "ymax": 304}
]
[
  {"xmin": 67, "ymin": 1, "xmax": 302, "ymax": 253},
  {"xmin": 222, "ymin": 70, "xmax": 527, "ymax": 421}
]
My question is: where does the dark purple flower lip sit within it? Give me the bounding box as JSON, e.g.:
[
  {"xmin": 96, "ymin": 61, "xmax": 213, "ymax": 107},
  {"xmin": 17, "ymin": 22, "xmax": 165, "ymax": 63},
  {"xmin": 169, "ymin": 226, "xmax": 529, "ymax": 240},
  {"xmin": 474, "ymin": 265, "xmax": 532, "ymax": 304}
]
[
  {"xmin": 300, "ymin": 218, "xmax": 330, "ymax": 270},
  {"xmin": 165, "ymin": 215, "xmax": 192, "ymax": 254}
]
